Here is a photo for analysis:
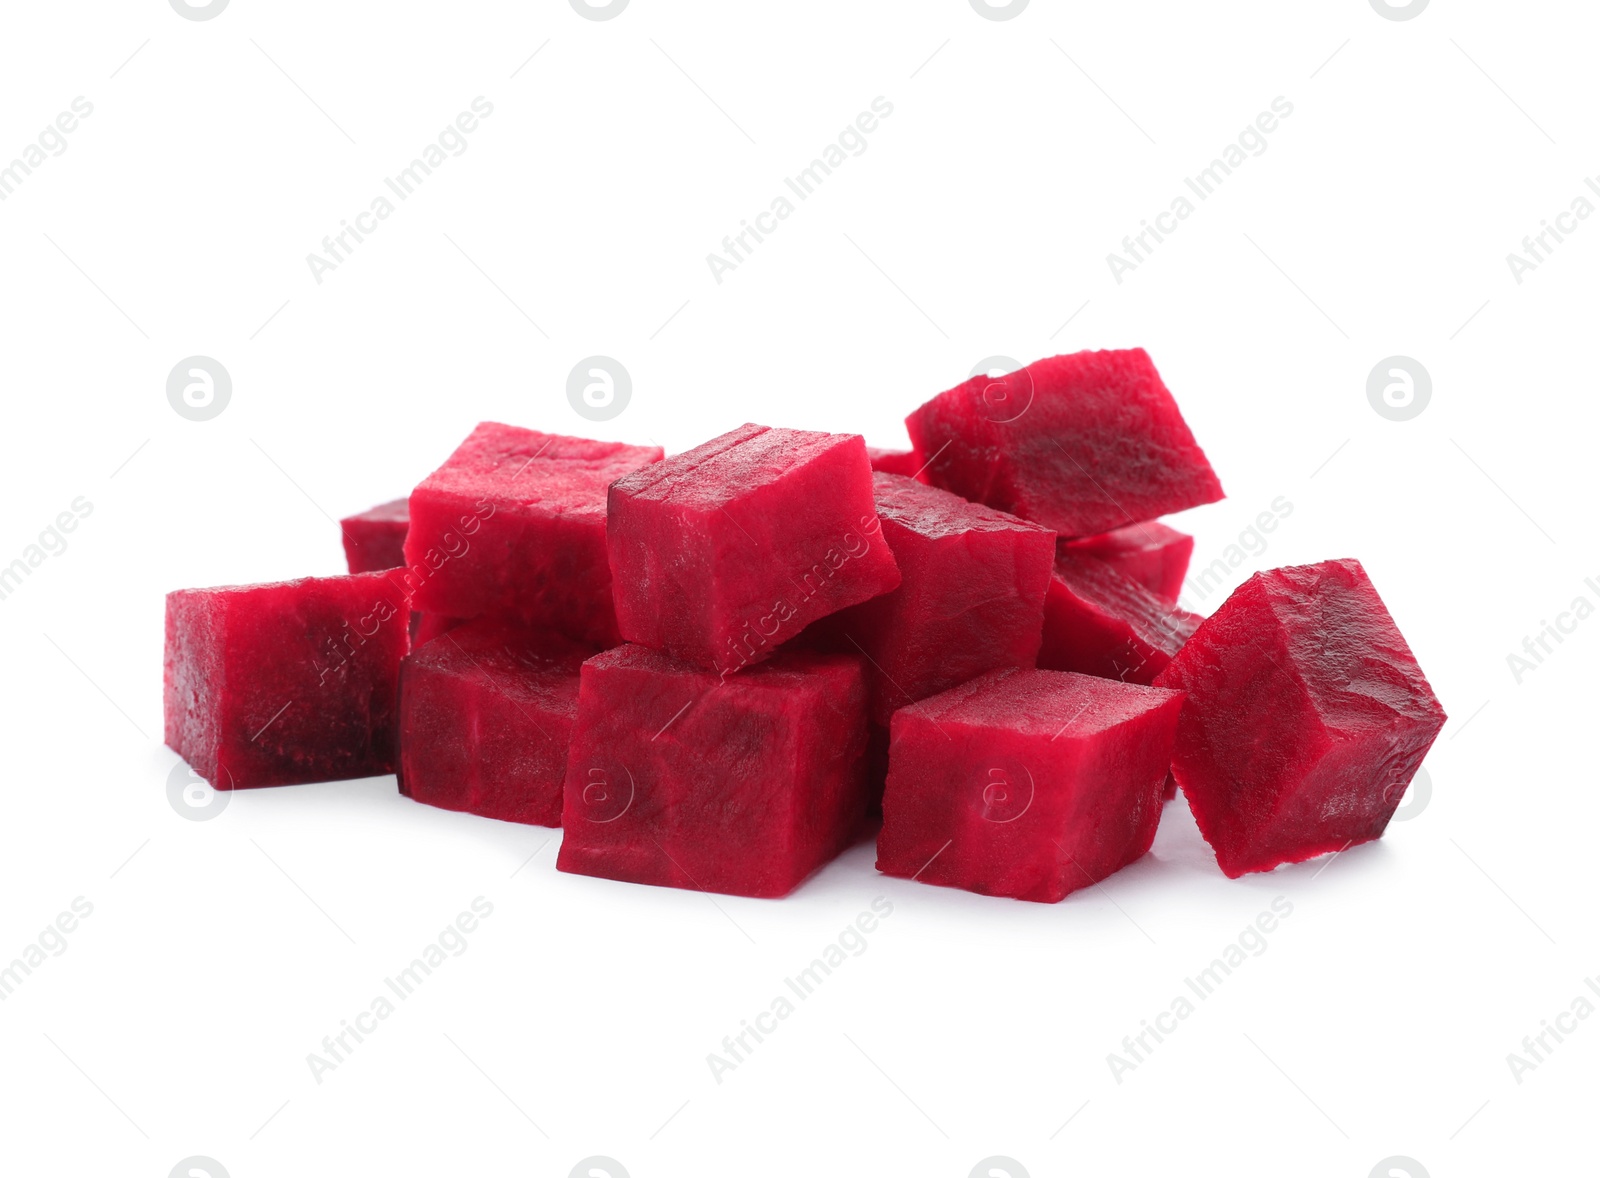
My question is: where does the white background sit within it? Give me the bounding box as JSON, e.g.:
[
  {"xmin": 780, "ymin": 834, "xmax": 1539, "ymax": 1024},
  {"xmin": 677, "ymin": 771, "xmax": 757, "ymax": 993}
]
[{"xmin": 0, "ymin": 1, "xmax": 1591, "ymax": 1176}]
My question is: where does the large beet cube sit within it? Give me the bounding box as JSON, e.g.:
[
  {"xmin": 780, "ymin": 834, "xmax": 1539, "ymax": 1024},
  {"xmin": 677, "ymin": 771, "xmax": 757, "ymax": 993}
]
[
  {"xmin": 397, "ymin": 619, "xmax": 590, "ymax": 826},
  {"xmin": 556, "ymin": 644, "xmax": 870, "ymax": 898},
  {"xmin": 1154, "ymin": 559, "xmax": 1447, "ymax": 877},
  {"xmin": 1062, "ymin": 521, "xmax": 1193, "ymax": 604},
  {"xmin": 164, "ymin": 572, "xmax": 409, "ymax": 788},
  {"xmin": 607, "ymin": 424, "xmax": 901, "ymax": 673},
  {"xmin": 404, "ymin": 422, "xmax": 662, "ymax": 646},
  {"xmin": 1039, "ymin": 552, "xmax": 1200, "ymax": 685},
  {"xmin": 341, "ymin": 498, "xmax": 409, "ymax": 574},
  {"xmin": 905, "ymin": 349, "xmax": 1223, "ymax": 538},
  {"xmin": 822, "ymin": 473, "xmax": 1054, "ymax": 725},
  {"xmin": 877, "ymin": 668, "xmax": 1183, "ymax": 902}
]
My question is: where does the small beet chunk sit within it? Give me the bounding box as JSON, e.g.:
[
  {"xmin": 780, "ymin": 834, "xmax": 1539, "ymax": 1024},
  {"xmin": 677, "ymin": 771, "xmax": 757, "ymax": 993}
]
[
  {"xmin": 877, "ymin": 668, "xmax": 1184, "ymax": 902},
  {"xmin": 866, "ymin": 445, "xmax": 925, "ymax": 480},
  {"xmin": 1062, "ymin": 521, "xmax": 1193, "ymax": 604},
  {"xmin": 1038, "ymin": 551, "xmax": 1201, "ymax": 685},
  {"xmin": 1153, "ymin": 559, "xmax": 1447, "ymax": 877},
  {"xmin": 341, "ymin": 498, "xmax": 410, "ymax": 574}
]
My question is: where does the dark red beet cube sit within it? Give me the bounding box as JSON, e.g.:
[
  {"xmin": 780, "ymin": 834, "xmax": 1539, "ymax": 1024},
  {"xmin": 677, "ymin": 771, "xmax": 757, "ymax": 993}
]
[
  {"xmin": 164, "ymin": 572, "xmax": 409, "ymax": 788},
  {"xmin": 405, "ymin": 423, "xmax": 662, "ymax": 647},
  {"xmin": 1062, "ymin": 521, "xmax": 1193, "ymax": 604},
  {"xmin": 877, "ymin": 668, "xmax": 1183, "ymax": 902},
  {"xmin": 866, "ymin": 445, "xmax": 925, "ymax": 480},
  {"xmin": 607, "ymin": 424, "xmax": 901, "ymax": 674},
  {"xmin": 412, "ymin": 613, "xmax": 467, "ymax": 647},
  {"xmin": 905, "ymin": 349, "xmax": 1223, "ymax": 538},
  {"xmin": 397, "ymin": 619, "xmax": 590, "ymax": 826},
  {"xmin": 341, "ymin": 498, "xmax": 410, "ymax": 574},
  {"xmin": 822, "ymin": 473, "xmax": 1054, "ymax": 726},
  {"xmin": 556, "ymin": 644, "xmax": 870, "ymax": 898},
  {"xmin": 1153, "ymin": 559, "xmax": 1447, "ymax": 877},
  {"xmin": 1039, "ymin": 552, "xmax": 1200, "ymax": 685}
]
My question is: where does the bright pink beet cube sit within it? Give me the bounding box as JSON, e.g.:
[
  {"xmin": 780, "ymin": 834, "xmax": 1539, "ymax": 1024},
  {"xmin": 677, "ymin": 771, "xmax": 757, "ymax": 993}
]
[
  {"xmin": 1038, "ymin": 552, "xmax": 1200, "ymax": 685},
  {"xmin": 877, "ymin": 668, "xmax": 1183, "ymax": 902},
  {"xmin": 905, "ymin": 349, "xmax": 1223, "ymax": 538},
  {"xmin": 1154, "ymin": 559, "xmax": 1447, "ymax": 877},
  {"xmin": 1062, "ymin": 521, "xmax": 1193, "ymax": 604},
  {"xmin": 164, "ymin": 572, "xmax": 409, "ymax": 788},
  {"xmin": 404, "ymin": 422, "xmax": 662, "ymax": 647},
  {"xmin": 397, "ymin": 619, "xmax": 591, "ymax": 826},
  {"xmin": 866, "ymin": 445, "xmax": 925, "ymax": 480},
  {"xmin": 556, "ymin": 644, "xmax": 870, "ymax": 898},
  {"xmin": 607, "ymin": 423, "xmax": 901, "ymax": 674},
  {"xmin": 341, "ymin": 498, "xmax": 409, "ymax": 574},
  {"xmin": 821, "ymin": 473, "xmax": 1055, "ymax": 725}
]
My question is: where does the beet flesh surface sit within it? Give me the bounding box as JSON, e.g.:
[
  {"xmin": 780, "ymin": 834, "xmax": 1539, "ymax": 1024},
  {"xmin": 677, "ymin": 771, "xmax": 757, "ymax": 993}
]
[
  {"xmin": 905, "ymin": 349, "xmax": 1224, "ymax": 538},
  {"xmin": 1038, "ymin": 552, "xmax": 1202, "ymax": 685},
  {"xmin": 877, "ymin": 668, "xmax": 1184, "ymax": 902},
  {"xmin": 556, "ymin": 644, "xmax": 871, "ymax": 898},
  {"xmin": 1062, "ymin": 521, "xmax": 1193, "ymax": 604},
  {"xmin": 164, "ymin": 571, "xmax": 410, "ymax": 788},
  {"xmin": 405, "ymin": 422, "xmax": 662, "ymax": 647},
  {"xmin": 340, "ymin": 498, "xmax": 410, "ymax": 574},
  {"xmin": 865, "ymin": 445, "xmax": 925, "ymax": 480},
  {"xmin": 1154, "ymin": 559, "xmax": 1447, "ymax": 878},
  {"xmin": 397, "ymin": 619, "xmax": 592, "ymax": 826},
  {"xmin": 607, "ymin": 423, "xmax": 901, "ymax": 674}
]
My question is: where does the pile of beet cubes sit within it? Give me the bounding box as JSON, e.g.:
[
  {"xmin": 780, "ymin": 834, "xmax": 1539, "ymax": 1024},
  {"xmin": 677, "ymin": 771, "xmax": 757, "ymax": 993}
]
[{"xmin": 163, "ymin": 348, "xmax": 1446, "ymax": 900}]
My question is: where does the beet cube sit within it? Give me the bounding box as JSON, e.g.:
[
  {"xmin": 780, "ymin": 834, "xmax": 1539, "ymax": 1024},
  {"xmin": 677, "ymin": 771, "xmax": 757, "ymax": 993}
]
[
  {"xmin": 607, "ymin": 424, "xmax": 901, "ymax": 673},
  {"xmin": 866, "ymin": 445, "xmax": 925, "ymax": 480},
  {"xmin": 1039, "ymin": 552, "xmax": 1201, "ymax": 685},
  {"xmin": 397, "ymin": 619, "xmax": 590, "ymax": 826},
  {"xmin": 1153, "ymin": 559, "xmax": 1447, "ymax": 877},
  {"xmin": 404, "ymin": 423, "xmax": 662, "ymax": 646},
  {"xmin": 412, "ymin": 612, "xmax": 467, "ymax": 647},
  {"xmin": 1062, "ymin": 521, "xmax": 1193, "ymax": 604},
  {"xmin": 556, "ymin": 644, "xmax": 870, "ymax": 898},
  {"xmin": 877, "ymin": 668, "xmax": 1183, "ymax": 902},
  {"xmin": 164, "ymin": 571, "xmax": 409, "ymax": 788},
  {"xmin": 340, "ymin": 498, "xmax": 410, "ymax": 574},
  {"xmin": 821, "ymin": 473, "xmax": 1054, "ymax": 725},
  {"xmin": 905, "ymin": 349, "xmax": 1224, "ymax": 538}
]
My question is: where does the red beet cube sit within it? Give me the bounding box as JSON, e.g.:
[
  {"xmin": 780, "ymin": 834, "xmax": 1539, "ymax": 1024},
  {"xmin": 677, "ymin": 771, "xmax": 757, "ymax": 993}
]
[
  {"xmin": 397, "ymin": 619, "xmax": 590, "ymax": 826},
  {"xmin": 1154, "ymin": 559, "xmax": 1447, "ymax": 877},
  {"xmin": 556, "ymin": 644, "xmax": 870, "ymax": 898},
  {"xmin": 905, "ymin": 349, "xmax": 1224, "ymax": 538},
  {"xmin": 866, "ymin": 445, "xmax": 925, "ymax": 480},
  {"xmin": 404, "ymin": 422, "xmax": 662, "ymax": 646},
  {"xmin": 1062, "ymin": 521, "xmax": 1193, "ymax": 605},
  {"xmin": 877, "ymin": 668, "xmax": 1183, "ymax": 902},
  {"xmin": 607, "ymin": 424, "xmax": 901, "ymax": 673},
  {"xmin": 822, "ymin": 473, "xmax": 1054, "ymax": 725},
  {"xmin": 164, "ymin": 572, "xmax": 409, "ymax": 788},
  {"xmin": 340, "ymin": 498, "xmax": 410, "ymax": 574},
  {"xmin": 1039, "ymin": 552, "xmax": 1201, "ymax": 685}
]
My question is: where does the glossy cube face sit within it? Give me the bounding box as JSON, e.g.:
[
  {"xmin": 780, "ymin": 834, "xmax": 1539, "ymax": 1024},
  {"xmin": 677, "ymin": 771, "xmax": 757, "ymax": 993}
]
[
  {"xmin": 906, "ymin": 349, "xmax": 1224, "ymax": 539},
  {"xmin": 163, "ymin": 572, "xmax": 410, "ymax": 788},
  {"xmin": 823, "ymin": 473, "xmax": 1055, "ymax": 725},
  {"xmin": 606, "ymin": 424, "xmax": 902, "ymax": 674},
  {"xmin": 556, "ymin": 645, "xmax": 871, "ymax": 898},
  {"xmin": 1154, "ymin": 559, "xmax": 1447, "ymax": 878},
  {"xmin": 397, "ymin": 619, "xmax": 592, "ymax": 826},
  {"xmin": 404, "ymin": 422, "xmax": 662, "ymax": 646},
  {"xmin": 877, "ymin": 668, "xmax": 1184, "ymax": 902},
  {"xmin": 1038, "ymin": 552, "xmax": 1201, "ymax": 685},
  {"xmin": 341, "ymin": 498, "xmax": 410, "ymax": 574},
  {"xmin": 1061, "ymin": 521, "xmax": 1193, "ymax": 605}
]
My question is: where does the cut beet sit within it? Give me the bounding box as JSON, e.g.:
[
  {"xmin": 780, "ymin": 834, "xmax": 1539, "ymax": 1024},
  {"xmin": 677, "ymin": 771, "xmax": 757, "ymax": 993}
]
[
  {"xmin": 866, "ymin": 445, "xmax": 924, "ymax": 480},
  {"xmin": 876, "ymin": 668, "xmax": 1183, "ymax": 902},
  {"xmin": 905, "ymin": 349, "xmax": 1223, "ymax": 538},
  {"xmin": 412, "ymin": 613, "xmax": 467, "ymax": 647},
  {"xmin": 556, "ymin": 644, "xmax": 870, "ymax": 898},
  {"xmin": 404, "ymin": 422, "xmax": 662, "ymax": 647},
  {"xmin": 607, "ymin": 424, "xmax": 901, "ymax": 674},
  {"xmin": 1153, "ymin": 559, "xmax": 1447, "ymax": 878},
  {"xmin": 817, "ymin": 472, "xmax": 1054, "ymax": 725},
  {"xmin": 341, "ymin": 499, "xmax": 410, "ymax": 574},
  {"xmin": 1062, "ymin": 521, "xmax": 1193, "ymax": 605},
  {"xmin": 397, "ymin": 619, "xmax": 591, "ymax": 826},
  {"xmin": 1038, "ymin": 552, "xmax": 1201, "ymax": 685},
  {"xmin": 164, "ymin": 571, "xmax": 409, "ymax": 788}
]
